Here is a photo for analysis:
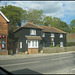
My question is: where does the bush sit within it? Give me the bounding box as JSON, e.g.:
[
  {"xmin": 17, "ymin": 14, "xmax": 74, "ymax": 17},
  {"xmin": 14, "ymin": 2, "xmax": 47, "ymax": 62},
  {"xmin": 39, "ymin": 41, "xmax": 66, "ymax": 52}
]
[
  {"xmin": 25, "ymin": 51, "xmax": 28, "ymax": 54},
  {"xmin": 40, "ymin": 50, "xmax": 43, "ymax": 53},
  {"xmin": 56, "ymin": 45, "xmax": 60, "ymax": 47},
  {"xmin": 8, "ymin": 50, "xmax": 13, "ymax": 54},
  {"xmin": 50, "ymin": 45, "xmax": 54, "ymax": 47},
  {"xmin": 66, "ymin": 42, "xmax": 75, "ymax": 46}
]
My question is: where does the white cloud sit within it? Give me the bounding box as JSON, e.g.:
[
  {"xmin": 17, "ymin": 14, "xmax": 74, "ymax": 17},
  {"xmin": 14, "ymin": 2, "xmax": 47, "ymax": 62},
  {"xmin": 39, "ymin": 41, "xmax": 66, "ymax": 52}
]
[{"xmin": 0, "ymin": 1, "xmax": 75, "ymax": 19}]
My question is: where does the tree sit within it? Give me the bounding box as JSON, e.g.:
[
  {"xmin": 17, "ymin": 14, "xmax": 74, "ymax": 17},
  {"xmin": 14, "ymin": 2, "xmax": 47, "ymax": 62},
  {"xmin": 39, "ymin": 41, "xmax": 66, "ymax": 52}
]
[
  {"xmin": 70, "ymin": 19, "xmax": 75, "ymax": 27},
  {"xmin": 1, "ymin": 5, "xmax": 27, "ymax": 27},
  {"xmin": 1, "ymin": 5, "xmax": 27, "ymax": 39},
  {"xmin": 69, "ymin": 19, "xmax": 75, "ymax": 33},
  {"xmin": 27, "ymin": 9, "xmax": 44, "ymax": 24},
  {"xmin": 43, "ymin": 16, "xmax": 69, "ymax": 32}
]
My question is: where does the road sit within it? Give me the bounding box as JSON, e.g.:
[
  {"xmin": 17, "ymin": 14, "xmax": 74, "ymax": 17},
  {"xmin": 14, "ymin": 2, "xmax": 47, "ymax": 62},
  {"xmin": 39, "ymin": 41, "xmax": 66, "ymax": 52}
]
[{"xmin": 0, "ymin": 52, "xmax": 75, "ymax": 74}]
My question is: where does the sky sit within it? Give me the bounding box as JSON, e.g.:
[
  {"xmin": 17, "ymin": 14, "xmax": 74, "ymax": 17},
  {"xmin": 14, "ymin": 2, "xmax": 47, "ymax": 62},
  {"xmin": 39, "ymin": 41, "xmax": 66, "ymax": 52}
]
[{"xmin": 0, "ymin": 1, "xmax": 75, "ymax": 25}]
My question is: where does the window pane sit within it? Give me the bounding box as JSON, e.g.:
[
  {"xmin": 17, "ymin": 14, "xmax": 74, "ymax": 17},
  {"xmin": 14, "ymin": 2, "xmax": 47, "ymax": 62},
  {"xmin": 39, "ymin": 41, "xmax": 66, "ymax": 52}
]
[
  {"xmin": 20, "ymin": 42, "xmax": 22, "ymax": 48},
  {"xmin": 30, "ymin": 29, "xmax": 36, "ymax": 35},
  {"xmin": 51, "ymin": 33, "xmax": 54, "ymax": 37},
  {"xmin": 32, "ymin": 41, "xmax": 34, "ymax": 47},
  {"xmin": 35, "ymin": 41, "xmax": 37, "ymax": 47}
]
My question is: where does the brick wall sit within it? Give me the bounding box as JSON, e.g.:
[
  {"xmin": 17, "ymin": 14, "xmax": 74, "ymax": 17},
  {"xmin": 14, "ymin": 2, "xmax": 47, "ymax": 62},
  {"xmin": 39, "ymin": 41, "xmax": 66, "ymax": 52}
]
[
  {"xmin": 0, "ymin": 50, "xmax": 8, "ymax": 55},
  {"xmin": 28, "ymin": 48, "xmax": 38, "ymax": 54},
  {"xmin": 43, "ymin": 46, "xmax": 75, "ymax": 53},
  {"xmin": 0, "ymin": 14, "xmax": 8, "ymax": 35}
]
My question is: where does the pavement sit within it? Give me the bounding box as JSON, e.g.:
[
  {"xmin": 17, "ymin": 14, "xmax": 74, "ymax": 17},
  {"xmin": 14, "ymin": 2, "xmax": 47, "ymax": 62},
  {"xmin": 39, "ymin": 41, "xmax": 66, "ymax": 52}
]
[{"xmin": 0, "ymin": 51, "xmax": 75, "ymax": 60}]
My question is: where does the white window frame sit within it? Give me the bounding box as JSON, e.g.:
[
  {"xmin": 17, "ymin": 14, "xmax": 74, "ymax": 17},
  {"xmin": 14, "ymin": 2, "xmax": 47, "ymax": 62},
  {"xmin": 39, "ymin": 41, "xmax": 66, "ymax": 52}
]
[
  {"xmin": 20, "ymin": 42, "xmax": 22, "ymax": 48},
  {"xmin": 60, "ymin": 42, "xmax": 63, "ymax": 47},
  {"xmin": 42, "ymin": 33, "xmax": 45, "ymax": 37},
  {"xmin": 51, "ymin": 33, "xmax": 54, "ymax": 37},
  {"xmin": 28, "ymin": 40, "xmax": 38, "ymax": 48},
  {"xmin": 59, "ymin": 34, "xmax": 63, "ymax": 38},
  {"xmin": 30, "ymin": 29, "xmax": 36, "ymax": 35}
]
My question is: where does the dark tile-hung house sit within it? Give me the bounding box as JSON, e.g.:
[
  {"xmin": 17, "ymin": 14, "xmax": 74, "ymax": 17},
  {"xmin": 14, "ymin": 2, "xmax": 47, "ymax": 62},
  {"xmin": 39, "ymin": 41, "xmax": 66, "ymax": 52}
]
[
  {"xmin": 14, "ymin": 22, "xmax": 43, "ymax": 54},
  {"xmin": 0, "ymin": 11, "xmax": 9, "ymax": 55},
  {"xmin": 14, "ymin": 22, "xmax": 66, "ymax": 54},
  {"xmin": 38, "ymin": 25, "xmax": 67, "ymax": 47}
]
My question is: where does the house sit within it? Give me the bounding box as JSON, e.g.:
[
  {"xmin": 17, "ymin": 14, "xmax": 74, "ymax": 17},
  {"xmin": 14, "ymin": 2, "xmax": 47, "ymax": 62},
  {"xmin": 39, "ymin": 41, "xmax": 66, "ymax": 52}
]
[
  {"xmin": 0, "ymin": 11, "xmax": 9, "ymax": 55},
  {"xmin": 67, "ymin": 33, "xmax": 75, "ymax": 42},
  {"xmin": 14, "ymin": 21, "xmax": 67, "ymax": 54},
  {"xmin": 38, "ymin": 25, "xmax": 66, "ymax": 47}
]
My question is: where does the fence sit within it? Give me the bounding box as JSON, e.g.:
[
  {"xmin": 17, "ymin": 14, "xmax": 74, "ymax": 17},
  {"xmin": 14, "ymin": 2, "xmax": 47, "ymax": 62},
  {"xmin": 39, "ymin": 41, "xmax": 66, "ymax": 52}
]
[{"xmin": 42, "ymin": 46, "xmax": 75, "ymax": 53}]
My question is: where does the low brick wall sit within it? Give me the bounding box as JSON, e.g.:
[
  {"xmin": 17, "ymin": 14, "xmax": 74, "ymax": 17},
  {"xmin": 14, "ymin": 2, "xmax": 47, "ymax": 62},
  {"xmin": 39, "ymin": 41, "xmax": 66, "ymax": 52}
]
[
  {"xmin": 43, "ymin": 46, "xmax": 75, "ymax": 53},
  {"xmin": 28, "ymin": 48, "xmax": 38, "ymax": 54},
  {"xmin": 0, "ymin": 50, "xmax": 8, "ymax": 55}
]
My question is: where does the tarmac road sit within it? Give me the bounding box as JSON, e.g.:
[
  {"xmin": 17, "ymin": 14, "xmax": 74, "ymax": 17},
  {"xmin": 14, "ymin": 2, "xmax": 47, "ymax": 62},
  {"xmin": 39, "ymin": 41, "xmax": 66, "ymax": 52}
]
[{"xmin": 0, "ymin": 51, "xmax": 75, "ymax": 74}]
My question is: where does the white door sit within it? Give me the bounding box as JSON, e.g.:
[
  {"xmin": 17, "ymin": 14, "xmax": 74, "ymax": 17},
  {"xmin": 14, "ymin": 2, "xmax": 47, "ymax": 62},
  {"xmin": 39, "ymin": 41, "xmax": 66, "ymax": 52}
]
[{"xmin": 60, "ymin": 42, "xmax": 63, "ymax": 47}]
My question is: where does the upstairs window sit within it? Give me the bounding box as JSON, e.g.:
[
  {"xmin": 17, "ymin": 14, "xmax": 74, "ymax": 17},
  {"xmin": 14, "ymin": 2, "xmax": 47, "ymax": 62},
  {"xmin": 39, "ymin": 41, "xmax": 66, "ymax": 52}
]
[
  {"xmin": 59, "ymin": 34, "xmax": 63, "ymax": 38},
  {"xmin": 30, "ymin": 29, "xmax": 36, "ymax": 35},
  {"xmin": 51, "ymin": 33, "xmax": 54, "ymax": 37},
  {"xmin": 42, "ymin": 33, "xmax": 45, "ymax": 37}
]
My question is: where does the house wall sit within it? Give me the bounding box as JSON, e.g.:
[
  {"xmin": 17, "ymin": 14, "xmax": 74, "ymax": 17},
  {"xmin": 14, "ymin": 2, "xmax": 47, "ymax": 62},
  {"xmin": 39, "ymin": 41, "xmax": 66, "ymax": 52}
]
[
  {"xmin": 14, "ymin": 28, "xmax": 42, "ymax": 53},
  {"xmin": 42, "ymin": 32, "xmax": 66, "ymax": 47},
  {"xmin": 0, "ymin": 14, "xmax": 8, "ymax": 51},
  {"xmin": 14, "ymin": 27, "xmax": 66, "ymax": 54},
  {"xmin": 0, "ymin": 14, "xmax": 8, "ymax": 35}
]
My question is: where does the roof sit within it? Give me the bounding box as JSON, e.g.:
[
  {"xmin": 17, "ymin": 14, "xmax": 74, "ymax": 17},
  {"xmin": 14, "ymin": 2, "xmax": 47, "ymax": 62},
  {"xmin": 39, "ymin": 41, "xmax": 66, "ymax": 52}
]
[
  {"xmin": 14, "ymin": 22, "xmax": 43, "ymax": 32},
  {"xmin": 0, "ymin": 11, "xmax": 9, "ymax": 22},
  {"xmin": 26, "ymin": 36, "xmax": 42, "ymax": 40},
  {"xmin": 38, "ymin": 25, "xmax": 67, "ymax": 34},
  {"xmin": 67, "ymin": 33, "xmax": 75, "ymax": 42}
]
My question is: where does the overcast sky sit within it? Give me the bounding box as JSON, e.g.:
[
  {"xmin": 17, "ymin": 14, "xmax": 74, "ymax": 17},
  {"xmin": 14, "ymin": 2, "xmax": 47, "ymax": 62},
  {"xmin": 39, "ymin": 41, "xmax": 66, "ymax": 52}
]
[{"xmin": 0, "ymin": 1, "xmax": 75, "ymax": 25}]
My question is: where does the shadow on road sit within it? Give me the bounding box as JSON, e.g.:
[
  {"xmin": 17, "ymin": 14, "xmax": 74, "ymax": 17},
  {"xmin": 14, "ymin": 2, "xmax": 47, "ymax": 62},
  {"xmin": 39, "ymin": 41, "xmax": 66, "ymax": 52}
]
[{"xmin": 12, "ymin": 68, "xmax": 42, "ymax": 74}]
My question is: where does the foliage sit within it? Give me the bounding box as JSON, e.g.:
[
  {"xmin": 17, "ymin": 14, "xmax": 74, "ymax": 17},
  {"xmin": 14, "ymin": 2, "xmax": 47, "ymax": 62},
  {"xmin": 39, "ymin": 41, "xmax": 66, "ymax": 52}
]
[
  {"xmin": 70, "ymin": 19, "xmax": 75, "ymax": 27},
  {"xmin": 25, "ymin": 51, "xmax": 28, "ymax": 54},
  {"xmin": 1, "ymin": 5, "xmax": 27, "ymax": 39},
  {"xmin": 69, "ymin": 19, "xmax": 75, "ymax": 33},
  {"xmin": 66, "ymin": 42, "xmax": 75, "ymax": 46},
  {"xmin": 8, "ymin": 50, "xmax": 13, "ymax": 54},
  {"xmin": 50, "ymin": 45, "xmax": 54, "ymax": 47},
  {"xmin": 26, "ymin": 9, "xmax": 44, "ymax": 24},
  {"xmin": 40, "ymin": 50, "xmax": 43, "ymax": 53},
  {"xmin": 56, "ymin": 45, "xmax": 60, "ymax": 47},
  {"xmin": 43, "ymin": 16, "xmax": 69, "ymax": 33}
]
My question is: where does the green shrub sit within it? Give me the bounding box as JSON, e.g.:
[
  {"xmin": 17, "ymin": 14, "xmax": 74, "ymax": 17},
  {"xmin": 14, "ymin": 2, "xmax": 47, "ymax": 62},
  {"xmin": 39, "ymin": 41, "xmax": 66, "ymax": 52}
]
[
  {"xmin": 50, "ymin": 45, "xmax": 54, "ymax": 47},
  {"xmin": 8, "ymin": 50, "xmax": 13, "ymax": 54},
  {"xmin": 25, "ymin": 51, "xmax": 28, "ymax": 54},
  {"xmin": 56, "ymin": 45, "xmax": 60, "ymax": 47},
  {"xmin": 40, "ymin": 50, "xmax": 43, "ymax": 53}
]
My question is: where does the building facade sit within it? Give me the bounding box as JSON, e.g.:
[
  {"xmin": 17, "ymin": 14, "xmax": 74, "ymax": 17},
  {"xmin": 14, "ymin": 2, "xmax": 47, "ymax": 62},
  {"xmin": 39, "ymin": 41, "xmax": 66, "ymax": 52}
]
[
  {"xmin": 14, "ymin": 22, "xmax": 66, "ymax": 54},
  {"xmin": 0, "ymin": 11, "xmax": 9, "ymax": 55}
]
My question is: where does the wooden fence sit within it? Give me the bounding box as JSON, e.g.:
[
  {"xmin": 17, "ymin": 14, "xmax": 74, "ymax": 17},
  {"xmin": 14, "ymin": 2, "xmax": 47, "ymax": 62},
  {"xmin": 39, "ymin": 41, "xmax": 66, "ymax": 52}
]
[{"xmin": 42, "ymin": 46, "xmax": 75, "ymax": 53}]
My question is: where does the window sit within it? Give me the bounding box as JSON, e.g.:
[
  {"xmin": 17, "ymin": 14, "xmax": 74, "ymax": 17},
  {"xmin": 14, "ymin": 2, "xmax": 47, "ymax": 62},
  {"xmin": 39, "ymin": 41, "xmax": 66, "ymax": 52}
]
[
  {"xmin": 28, "ymin": 40, "xmax": 38, "ymax": 48},
  {"xmin": 42, "ymin": 33, "xmax": 45, "ymax": 37},
  {"xmin": 60, "ymin": 42, "xmax": 63, "ymax": 47},
  {"xmin": 30, "ymin": 29, "xmax": 36, "ymax": 35},
  {"xmin": 51, "ymin": 33, "xmax": 54, "ymax": 37},
  {"xmin": 20, "ymin": 42, "xmax": 22, "ymax": 48},
  {"xmin": 59, "ymin": 34, "xmax": 63, "ymax": 38}
]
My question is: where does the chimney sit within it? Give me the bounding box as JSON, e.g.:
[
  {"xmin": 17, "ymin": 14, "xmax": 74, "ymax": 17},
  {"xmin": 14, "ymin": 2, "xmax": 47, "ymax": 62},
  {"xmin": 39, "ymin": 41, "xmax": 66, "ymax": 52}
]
[{"xmin": 30, "ymin": 20, "xmax": 33, "ymax": 23}]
